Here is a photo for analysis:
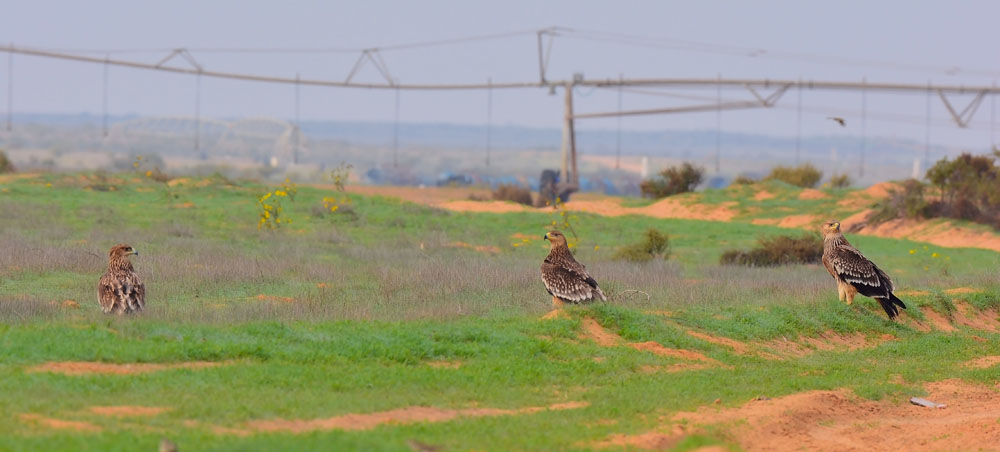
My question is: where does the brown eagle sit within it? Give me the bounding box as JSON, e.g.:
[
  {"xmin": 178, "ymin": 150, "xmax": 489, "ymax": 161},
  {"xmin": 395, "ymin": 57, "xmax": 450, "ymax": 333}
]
[
  {"xmin": 97, "ymin": 244, "xmax": 145, "ymax": 314},
  {"xmin": 821, "ymin": 221, "xmax": 906, "ymax": 319},
  {"xmin": 541, "ymin": 231, "xmax": 606, "ymax": 308}
]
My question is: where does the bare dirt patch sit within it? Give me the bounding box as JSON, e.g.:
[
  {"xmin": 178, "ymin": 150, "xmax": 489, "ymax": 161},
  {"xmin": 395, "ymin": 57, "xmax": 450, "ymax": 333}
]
[
  {"xmin": 686, "ymin": 330, "xmax": 750, "ymax": 355},
  {"xmin": 579, "ymin": 318, "xmax": 623, "ymax": 347},
  {"xmin": 855, "ymin": 218, "xmax": 1000, "ymax": 252},
  {"xmin": 89, "ymin": 406, "xmax": 170, "ymax": 417},
  {"xmin": 256, "ymin": 294, "xmax": 296, "ymax": 303},
  {"xmin": 593, "ymin": 429, "xmax": 685, "ymax": 450},
  {"xmin": 237, "ymin": 401, "xmax": 589, "ymax": 434},
  {"xmin": 945, "ymin": 287, "xmax": 980, "ymax": 295},
  {"xmin": 19, "ymin": 414, "xmax": 101, "ymax": 432},
  {"xmin": 28, "ymin": 361, "xmax": 225, "ymax": 376},
  {"xmin": 762, "ymin": 331, "xmax": 893, "ymax": 358},
  {"xmin": 753, "ymin": 190, "xmax": 776, "ymax": 201},
  {"xmin": 798, "ymin": 189, "xmax": 828, "ymax": 200},
  {"xmin": 436, "ymin": 200, "xmax": 529, "ymax": 213},
  {"xmin": 628, "ymin": 342, "xmax": 719, "ymax": 364},
  {"xmin": 952, "ymin": 304, "xmax": 1000, "ymax": 332},
  {"xmin": 638, "ymin": 363, "xmax": 716, "ymax": 374},
  {"xmin": 669, "ymin": 379, "xmax": 1000, "ymax": 452},
  {"xmin": 921, "ymin": 309, "xmax": 957, "ymax": 332},
  {"xmin": 965, "ymin": 356, "xmax": 1000, "ymax": 369}
]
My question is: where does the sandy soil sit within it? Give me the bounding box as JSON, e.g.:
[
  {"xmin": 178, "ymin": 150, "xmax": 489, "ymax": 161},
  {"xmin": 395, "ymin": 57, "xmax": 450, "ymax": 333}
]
[
  {"xmin": 666, "ymin": 379, "xmax": 1000, "ymax": 452},
  {"xmin": 19, "ymin": 414, "xmax": 101, "ymax": 432},
  {"xmin": 28, "ymin": 361, "xmax": 225, "ymax": 376},
  {"xmin": 89, "ymin": 406, "xmax": 170, "ymax": 417},
  {"xmin": 798, "ymin": 188, "xmax": 829, "ymax": 200}
]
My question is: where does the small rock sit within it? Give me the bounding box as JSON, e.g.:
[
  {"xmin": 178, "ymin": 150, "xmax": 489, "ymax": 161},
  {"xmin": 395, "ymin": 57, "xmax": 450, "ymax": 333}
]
[{"xmin": 910, "ymin": 397, "xmax": 946, "ymax": 408}]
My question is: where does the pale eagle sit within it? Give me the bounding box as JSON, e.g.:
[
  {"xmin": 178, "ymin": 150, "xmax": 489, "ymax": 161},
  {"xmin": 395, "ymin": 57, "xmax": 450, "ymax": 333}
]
[
  {"xmin": 97, "ymin": 244, "xmax": 145, "ymax": 314},
  {"xmin": 821, "ymin": 221, "xmax": 906, "ymax": 319},
  {"xmin": 541, "ymin": 231, "xmax": 606, "ymax": 308}
]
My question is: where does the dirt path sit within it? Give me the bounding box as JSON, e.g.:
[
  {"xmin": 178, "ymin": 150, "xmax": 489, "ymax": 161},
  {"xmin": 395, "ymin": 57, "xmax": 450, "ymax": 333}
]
[{"xmin": 663, "ymin": 379, "xmax": 1000, "ymax": 452}]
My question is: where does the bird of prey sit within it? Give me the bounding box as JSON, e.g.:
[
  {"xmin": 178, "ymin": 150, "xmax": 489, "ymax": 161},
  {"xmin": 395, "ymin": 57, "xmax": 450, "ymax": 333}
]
[
  {"xmin": 821, "ymin": 221, "xmax": 906, "ymax": 319},
  {"xmin": 827, "ymin": 116, "xmax": 846, "ymax": 127},
  {"xmin": 541, "ymin": 231, "xmax": 606, "ymax": 308},
  {"xmin": 97, "ymin": 244, "xmax": 145, "ymax": 314}
]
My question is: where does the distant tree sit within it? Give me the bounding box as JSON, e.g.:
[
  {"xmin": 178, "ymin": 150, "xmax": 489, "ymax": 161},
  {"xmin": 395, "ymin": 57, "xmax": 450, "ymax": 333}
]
[{"xmin": 765, "ymin": 164, "xmax": 822, "ymax": 188}]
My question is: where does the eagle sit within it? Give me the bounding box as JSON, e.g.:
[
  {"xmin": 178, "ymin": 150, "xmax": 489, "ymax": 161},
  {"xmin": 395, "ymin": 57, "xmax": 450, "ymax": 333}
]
[
  {"xmin": 541, "ymin": 231, "xmax": 606, "ymax": 308},
  {"xmin": 821, "ymin": 221, "xmax": 906, "ymax": 319},
  {"xmin": 97, "ymin": 244, "xmax": 145, "ymax": 314}
]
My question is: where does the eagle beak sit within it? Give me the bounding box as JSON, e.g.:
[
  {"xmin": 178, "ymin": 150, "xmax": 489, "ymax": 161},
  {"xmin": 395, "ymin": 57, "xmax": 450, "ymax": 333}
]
[
  {"xmin": 132, "ymin": 249, "xmax": 139, "ymax": 256},
  {"xmin": 543, "ymin": 234, "xmax": 549, "ymax": 241},
  {"xmin": 834, "ymin": 222, "xmax": 840, "ymax": 231}
]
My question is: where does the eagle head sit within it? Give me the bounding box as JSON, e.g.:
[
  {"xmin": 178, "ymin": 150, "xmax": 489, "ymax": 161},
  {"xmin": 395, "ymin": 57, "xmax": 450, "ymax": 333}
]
[
  {"xmin": 109, "ymin": 244, "xmax": 139, "ymax": 259},
  {"xmin": 544, "ymin": 230, "xmax": 568, "ymax": 247},
  {"xmin": 820, "ymin": 220, "xmax": 841, "ymax": 237}
]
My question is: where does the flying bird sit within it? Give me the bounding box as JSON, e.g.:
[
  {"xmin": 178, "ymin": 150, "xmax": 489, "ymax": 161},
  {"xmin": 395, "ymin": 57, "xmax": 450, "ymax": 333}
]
[
  {"xmin": 97, "ymin": 244, "xmax": 145, "ymax": 314},
  {"xmin": 827, "ymin": 116, "xmax": 846, "ymax": 127},
  {"xmin": 541, "ymin": 231, "xmax": 606, "ymax": 309},
  {"xmin": 821, "ymin": 221, "xmax": 906, "ymax": 319}
]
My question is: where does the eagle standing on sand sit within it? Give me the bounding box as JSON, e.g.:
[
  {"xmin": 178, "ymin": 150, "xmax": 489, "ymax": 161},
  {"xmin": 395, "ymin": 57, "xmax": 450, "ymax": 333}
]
[
  {"xmin": 97, "ymin": 244, "xmax": 145, "ymax": 314},
  {"xmin": 821, "ymin": 221, "xmax": 906, "ymax": 319},
  {"xmin": 541, "ymin": 231, "xmax": 606, "ymax": 308}
]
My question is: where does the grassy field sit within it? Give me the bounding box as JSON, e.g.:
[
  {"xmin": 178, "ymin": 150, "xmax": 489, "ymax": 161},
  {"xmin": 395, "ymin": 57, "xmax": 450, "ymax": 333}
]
[{"xmin": 1, "ymin": 172, "xmax": 999, "ymax": 451}]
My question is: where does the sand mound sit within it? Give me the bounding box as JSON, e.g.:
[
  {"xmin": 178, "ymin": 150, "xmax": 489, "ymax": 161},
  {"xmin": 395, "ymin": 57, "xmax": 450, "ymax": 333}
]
[
  {"xmin": 854, "ymin": 218, "xmax": 1000, "ymax": 252},
  {"xmin": 762, "ymin": 331, "xmax": 893, "ymax": 358},
  {"xmin": 237, "ymin": 401, "xmax": 588, "ymax": 434},
  {"xmin": 798, "ymin": 189, "xmax": 828, "ymax": 200},
  {"xmin": 669, "ymin": 379, "xmax": 1000, "ymax": 452},
  {"xmin": 594, "ymin": 429, "xmax": 685, "ymax": 450},
  {"xmin": 29, "ymin": 361, "xmax": 225, "ymax": 376},
  {"xmin": 89, "ymin": 406, "xmax": 170, "ymax": 417},
  {"xmin": 753, "ymin": 190, "xmax": 776, "ymax": 201}
]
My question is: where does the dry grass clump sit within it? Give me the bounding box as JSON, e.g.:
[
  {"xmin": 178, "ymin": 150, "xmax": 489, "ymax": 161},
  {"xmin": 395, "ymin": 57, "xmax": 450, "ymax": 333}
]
[
  {"xmin": 828, "ymin": 173, "xmax": 852, "ymax": 188},
  {"xmin": 492, "ymin": 184, "xmax": 533, "ymax": 206},
  {"xmin": 613, "ymin": 229, "xmax": 671, "ymax": 263},
  {"xmin": 720, "ymin": 233, "xmax": 822, "ymax": 267}
]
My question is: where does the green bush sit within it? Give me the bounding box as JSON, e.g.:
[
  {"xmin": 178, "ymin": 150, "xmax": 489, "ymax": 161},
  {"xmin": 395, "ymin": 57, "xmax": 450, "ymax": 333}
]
[
  {"xmin": 829, "ymin": 173, "xmax": 852, "ymax": 188},
  {"xmin": 868, "ymin": 179, "xmax": 931, "ymax": 224},
  {"xmin": 614, "ymin": 229, "xmax": 671, "ymax": 263},
  {"xmin": 720, "ymin": 233, "xmax": 823, "ymax": 267},
  {"xmin": 764, "ymin": 164, "xmax": 822, "ymax": 188},
  {"xmin": 492, "ymin": 184, "xmax": 533, "ymax": 206},
  {"xmin": 0, "ymin": 150, "xmax": 14, "ymax": 174},
  {"xmin": 640, "ymin": 162, "xmax": 704, "ymax": 198}
]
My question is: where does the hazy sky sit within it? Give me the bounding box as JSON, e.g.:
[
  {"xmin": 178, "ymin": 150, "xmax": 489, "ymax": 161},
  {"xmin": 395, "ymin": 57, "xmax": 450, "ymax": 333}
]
[{"xmin": 3, "ymin": 0, "xmax": 999, "ymax": 151}]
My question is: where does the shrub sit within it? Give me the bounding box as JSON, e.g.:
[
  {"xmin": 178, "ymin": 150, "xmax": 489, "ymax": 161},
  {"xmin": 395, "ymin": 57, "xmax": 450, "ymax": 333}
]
[
  {"xmin": 640, "ymin": 162, "xmax": 704, "ymax": 198},
  {"xmin": 492, "ymin": 184, "xmax": 533, "ymax": 205},
  {"xmin": 829, "ymin": 173, "xmax": 852, "ymax": 188},
  {"xmin": 764, "ymin": 164, "xmax": 822, "ymax": 188},
  {"xmin": 614, "ymin": 229, "xmax": 671, "ymax": 263},
  {"xmin": 867, "ymin": 179, "xmax": 931, "ymax": 224},
  {"xmin": 720, "ymin": 233, "xmax": 822, "ymax": 267},
  {"xmin": 0, "ymin": 150, "xmax": 14, "ymax": 174},
  {"xmin": 731, "ymin": 175, "xmax": 756, "ymax": 185}
]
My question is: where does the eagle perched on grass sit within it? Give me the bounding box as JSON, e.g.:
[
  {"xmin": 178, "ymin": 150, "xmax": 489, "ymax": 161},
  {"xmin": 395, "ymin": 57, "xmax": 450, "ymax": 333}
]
[
  {"xmin": 97, "ymin": 244, "xmax": 145, "ymax": 314},
  {"xmin": 541, "ymin": 231, "xmax": 606, "ymax": 308},
  {"xmin": 821, "ymin": 221, "xmax": 906, "ymax": 319}
]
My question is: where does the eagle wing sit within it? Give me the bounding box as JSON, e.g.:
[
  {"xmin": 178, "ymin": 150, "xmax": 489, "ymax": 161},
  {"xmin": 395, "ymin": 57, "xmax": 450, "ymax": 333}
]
[
  {"xmin": 98, "ymin": 271, "xmax": 146, "ymax": 314},
  {"xmin": 827, "ymin": 244, "xmax": 894, "ymax": 298},
  {"xmin": 541, "ymin": 257, "xmax": 606, "ymax": 303}
]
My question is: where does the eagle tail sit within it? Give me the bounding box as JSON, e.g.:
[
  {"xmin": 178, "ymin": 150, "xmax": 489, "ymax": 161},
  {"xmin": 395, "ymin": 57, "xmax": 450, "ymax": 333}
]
[
  {"xmin": 594, "ymin": 286, "xmax": 607, "ymax": 302},
  {"xmin": 877, "ymin": 293, "xmax": 907, "ymax": 320}
]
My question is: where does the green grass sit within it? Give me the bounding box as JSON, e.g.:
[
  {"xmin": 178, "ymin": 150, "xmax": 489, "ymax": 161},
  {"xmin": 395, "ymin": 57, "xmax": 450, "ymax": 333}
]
[{"xmin": 1, "ymin": 172, "xmax": 1000, "ymax": 451}]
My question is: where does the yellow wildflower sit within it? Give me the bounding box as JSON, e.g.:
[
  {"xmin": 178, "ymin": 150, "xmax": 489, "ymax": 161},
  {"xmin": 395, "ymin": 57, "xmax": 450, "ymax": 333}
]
[{"xmin": 909, "ymin": 249, "xmax": 916, "ymax": 254}]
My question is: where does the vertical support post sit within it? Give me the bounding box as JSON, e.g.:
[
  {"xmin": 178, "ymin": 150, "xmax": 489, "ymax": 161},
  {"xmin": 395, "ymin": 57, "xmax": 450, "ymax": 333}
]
[
  {"xmin": 6, "ymin": 46, "xmax": 12, "ymax": 132},
  {"xmin": 195, "ymin": 71, "xmax": 202, "ymax": 159},
  {"xmin": 393, "ymin": 86, "xmax": 400, "ymax": 168},
  {"xmin": 560, "ymin": 81, "xmax": 577, "ymax": 187},
  {"xmin": 615, "ymin": 73, "xmax": 623, "ymax": 170},
  {"xmin": 486, "ymin": 77, "xmax": 492, "ymax": 167},
  {"xmin": 924, "ymin": 80, "xmax": 931, "ymax": 168},
  {"xmin": 102, "ymin": 54, "xmax": 109, "ymax": 138},
  {"xmin": 860, "ymin": 76, "xmax": 866, "ymax": 178},
  {"xmin": 795, "ymin": 76, "xmax": 802, "ymax": 164},
  {"xmin": 714, "ymin": 73, "xmax": 721, "ymax": 173},
  {"xmin": 536, "ymin": 31, "xmax": 547, "ymax": 84},
  {"xmin": 991, "ymin": 81, "xmax": 996, "ymax": 151},
  {"xmin": 294, "ymin": 73, "xmax": 300, "ymax": 165}
]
